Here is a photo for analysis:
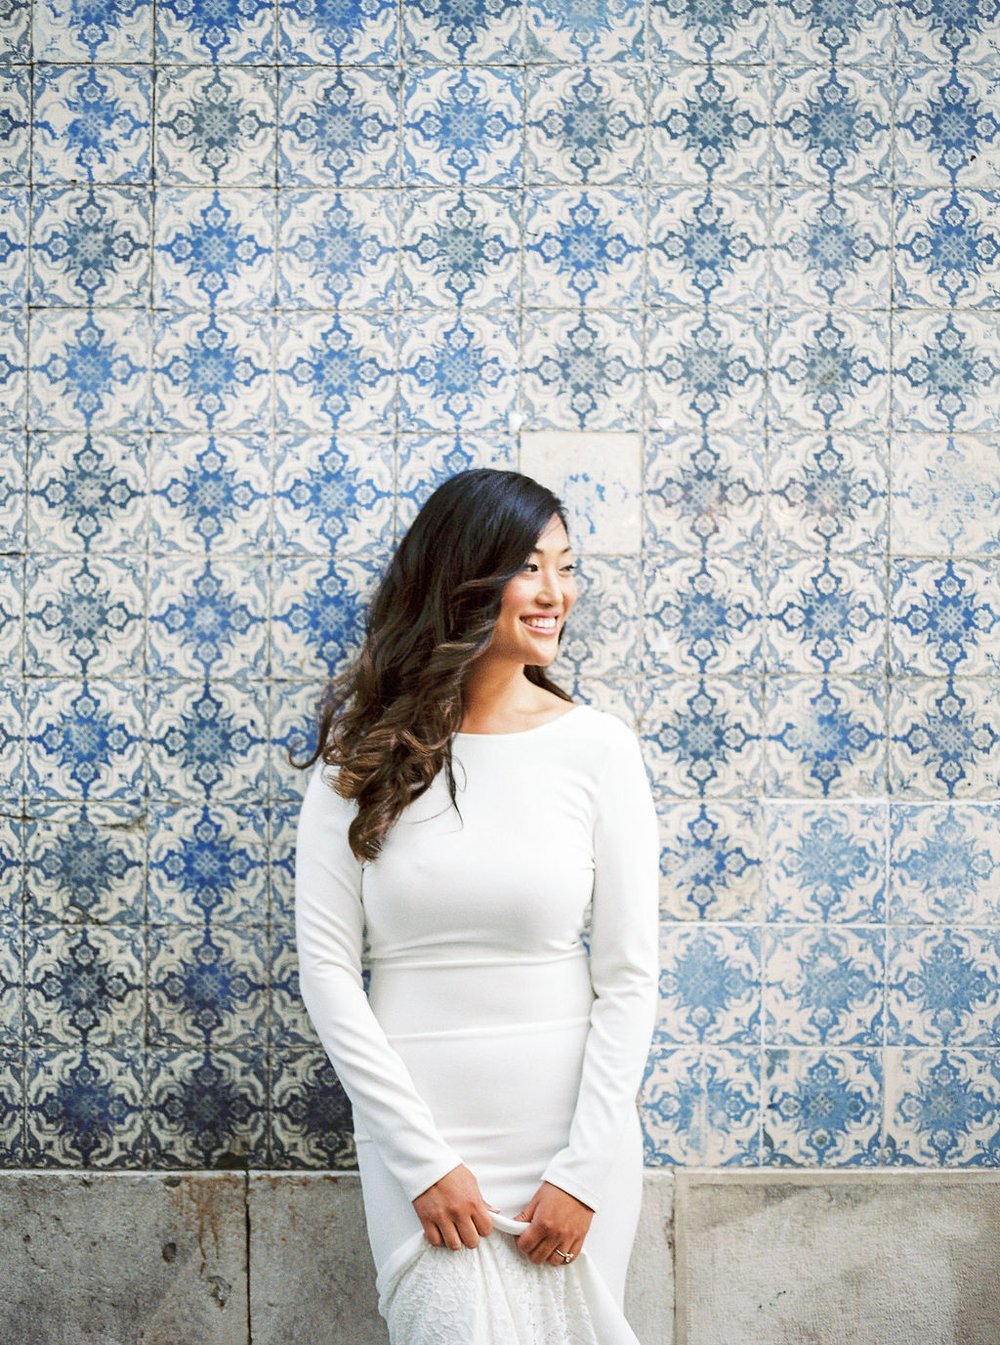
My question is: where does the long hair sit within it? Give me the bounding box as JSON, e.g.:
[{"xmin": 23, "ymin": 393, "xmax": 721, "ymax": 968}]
[{"xmin": 288, "ymin": 468, "xmax": 572, "ymax": 861}]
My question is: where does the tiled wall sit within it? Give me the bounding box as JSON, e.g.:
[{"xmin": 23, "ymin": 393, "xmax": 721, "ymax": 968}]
[{"xmin": 1, "ymin": 1, "xmax": 999, "ymax": 1170}]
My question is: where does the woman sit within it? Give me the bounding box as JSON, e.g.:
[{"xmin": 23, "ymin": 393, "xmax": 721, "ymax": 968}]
[{"xmin": 292, "ymin": 468, "xmax": 659, "ymax": 1343}]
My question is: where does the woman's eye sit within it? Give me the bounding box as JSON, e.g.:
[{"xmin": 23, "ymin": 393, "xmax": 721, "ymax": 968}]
[
  {"xmin": 562, "ymin": 563, "xmax": 576, "ymax": 573},
  {"xmin": 521, "ymin": 562, "xmax": 538, "ymax": 572}
]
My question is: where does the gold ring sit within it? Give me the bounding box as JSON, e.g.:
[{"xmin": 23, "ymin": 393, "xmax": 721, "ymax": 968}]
[{"xmin": 555, "ymin": 1248, "xmax": 574, "ymax": 1263}]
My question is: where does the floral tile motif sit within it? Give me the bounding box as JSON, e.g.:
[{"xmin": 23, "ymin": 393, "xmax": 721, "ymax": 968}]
[
  {"xmin": 649, "ymin": 64, "xmax": 769, "ymax": 186},
  {"xmin": 764, "ymin": 1049, "xmax": 882, "ymax": 1166},
  {"xmin": 893, "ymin": 312, "xmax": 1000, "ymax": 434},
  {"xmin": 0, "ymin": 70, "xmax": 30, "ymax": 185},
  {"xmin": 156, "ymin": 0, "xmax": 275, "ymax": 63},
  {"xmin": 25, "ymin": 555, "xmax": 144, "ymax": 678},
  {"xmin": 641, "ymin": 1046, "xmax": 761, "ymax": 1166},
  {"xmin": 526, "ymin": 0, "xmax": 643, "ymax": 61},
  {"xmin": 764, "ymin": 926, "xmax": 884, "ymax": 1046},
  {"xmin": 400, "ymin": 189, "xmax": 518, "ymax": 309},
  {"xmin": 658, "ymin": 801, "xmax": 763, "ymax": 922},
  {"xmin": 147, "ymin": 1048, "xmax": 267, "ymax": 1167},
  {"xmin": 156, "ymin": 189, "xmax": 274, "ymax": 311},
  {"xmin": 894, "ymin": 66, "xmax": 1000, "ymax": 189},
  {"xmin": 28, "ymin": 433, "xmax": 146, "ymax": 555},
  {"xmin": 273, "ymin": 435, "xmax": 394, "ymax": 557},
  {"xmin": 0, "ymin": 1048, "xmax": 22, "ymax": 1164},
  {"xmin": 890, "ymin": 677, "xmax": 1000, "ymax": 799},
  {"xmin": 891, "ymin": 559, "xmax": 1000, "ymax": 677},
  {"xmin": 395, "ymin": 432, "xmax": 517, "ymax": 533},
  {"xmin": 24, "ymin": 802, "xmax": 146, "ymax": 925},
  {"xmin": 149, "ymin": 434, "xmax": 270, "ymax": 555},
  {"xmin": 266, "ymin": 800, "xmax": 299, "ymax": 921},
  {"xmin": 400, "ymin": 311, "xmax": 516, "ymax": 430},
  {"xmin": 656, "ymin": 924, "xmax": 760, "ymax": 1043},
  {"xmin": 280, "ymin": 68, "xmax": 397, "ymax": 187},
  {"xmin": 884, "ymin": 1049, "xmax": 1000, "ymax": 1165},
  {"xmin": 279, "ymin": 190, "xmax": 397, "ymax": 310},
  {"xmin": 0, "ymin": 812, "xmax": 22, "ymax": 921},
  {"xmin": 645, "ymin": 432, "xmax": 765, "ymax": 557},
  {"xmin": 766, "ymin": 675, "xmax": 887, "ymax": 797},
  {"xmin": 642, "ymin": 676, "xmax": 763, "ymax": 799},
  {"xmin": 156, "ymin": 68, "xmax": 276, "ymax": 188},
  {"xmin": 0, "ymin": 556, "xmax": 20, "ymax": 675},
  {"xmin": 31, "ymin": 187, "xmax": 149, "ymax": 309},
  {"xmin": 0, "ymin": 677, "xmax": 24, "ymax": 801},
  {"xmin": 403, "ymin": 0, "xmax": 522, "ymax": 62},
  {"xmin": 523, "ymin": 309, "xmax": 642, "ymax": 431},
  {"xmin": 766, "ymin": 802, "xmax": 887, "ymax": 924},
  {"xmin": 148, "ymin": 802, "xmax": 267, "ymax": 925},
  {"xmin": 269, "ymin": 920, "xmax": 314, "ymax": 1048},
  {"xmin": 0, "ymin": 314, "xmax": 25, "ymax": 427},
  {"xmin": 270, "ymin": 553, "xmax": 383, "ymax": 680},
  {"xmin": 404, "ymin": 67, "xmax": 521, "ymax": 187},
  {"xmin": 766, "ymin": 551, "xmax": 885, "ymax": 674},
  {"xmin": 270, "ymin": 1049, "xmax": 354, "ymax": 1168},
  {"xmin": 153, "ymin": 312, "xmax": 270, "ymax": 431},
  {"xmin": 33, "ymin": 66, "xmax": 152, "ymax": 186},
  {"xmin": 769, "ymin": 434, "xmax": 888, "ymax": 554},
  {"xmin": 278, "ymin": 0, "xmax": 397, "ymax": 64},
  {"xmin": 525, "ymin": 187, "xmax": 643, "ymax": 308},
  {"xmin": 0, "ymin": 925, "xmax": 20, "ymax": 1043},
  {"xmin": 275, "ymin": 311, "xmax": 395, "ymax": 431},
  {"xmin": 0, "ymin": 189, "xmax": 27, "ymax": 308},
  {"xmin": 647, "ymin": 186, "xmax": 769, "ymax": 309},
  {"xmin": 25, "ymin": 1048, "xmax": 145, "ymax": 1166},
  {"xmin": 147, "ymin": 679, "xmax": 269, "ymax": 802},
  {"xmin": 888, "ymin": 927, "xmax": 1000, "ymax": 1046},
  {"xmin": 25, "ymin": 679, "xmax": 144, "ymax": 802},
  {"xmin": 769, "ymin": 310, "xmax": 890, "ymax": 432},
  {"xmin": 772, "ymin": 0, "xmax": 893, "ymax": 65},
  {"xmin": 148, "ymin": 922, "xmax": 267, "ymax": 1048},
  {"xmin": 520, "ymin": 429, "xmax": 642, "ymax": 554},
  {"xmin": 24, "ymin": 924, "xmax": 144, "ymax": 1048},
  {"xmin": 557, "ymin": 556, "xmax": 639, "ymax": 680},
  {"xmin": 0, "ymin": 434, "xmax": 24, "ymax": 550},
  {"xmin": 0, "ymin": 0, "xmax": 29, "ymax": 60},
  {"xmin": 526, "ymin": 65, "xmax": 644, "ymax": 185},
  {"xmin": 891, "ymin": 435, "xmax": 1000, "ymax": 556},
  {"xmin": 770, "ymin": 187, "xmax": 892, "ymax": 310},
  {"xmin": 647, "ymin": 310, "xmax": 767, "ymax": 430},
  {"xmin": 644, "ymin": 553, "xmax": 763, "ymax": 675},
  {"xmin": 270, "ymin": 685, "xmax": 331, "ymax": 804},
  {"xmin": 34, "ymin": 0, "xmax": 152, "ymax": 61},
  {"xmin": 773, "ymin": 66, "xmax": 891, "ymax": 187},
  {"xmin": 649, "ymin": 0, "xmax": 768, "ymax": 63},
  {"xmin": 895, "ymin": 188, "xmax": 1000, "ymax": 310},
  {"xmin": 890, "ymin": 804, "xmax": 1000, "ymax": 925},
  {"xmin": 29, "ymin": 310, "xmax": 149, "ymax": 431},
  {"xmin": 147, "ymin": 556, "xmax": 267, "ymax": 680}
]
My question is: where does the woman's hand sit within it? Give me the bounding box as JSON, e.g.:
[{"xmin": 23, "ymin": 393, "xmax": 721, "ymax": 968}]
[
  {"xmin": 412, "ymin": 1164, "xmax": 497, "ymax": 1251},
  {"xmin": 513, "ymin": 1182, "xmax": 594, "ymax": 1266}
]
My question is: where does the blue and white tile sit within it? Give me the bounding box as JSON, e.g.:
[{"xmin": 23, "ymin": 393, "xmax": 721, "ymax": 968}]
[
  {"xmin": 23, "ymin": 802, "xmax": 146, "ymax": 925},
  {"xmin": 647, "ymin": 310, "xmax": 766, "ymax": 430},
  {"xmin": 523, "ymin": 310, "xmax": 642, "ymax": 431},
  {"xmin": 773, "ymin": 0, "xmax": 892, "ymax": 65},
  {"xmin": 649, "ymin": 64, "xmax": 769, "ymax": 186},
  {"xmin": 400, "ymin": 189, "xmax": 517, "ymax": 309},
  {"xmin": 25, "ymin": 555, "xmax": 144, "ymax": 678},
  {"xmin": 153, "ymin": 312, "xmax": 270, "ymax": 431},
  {"xmin": 403, "ymin": 0, "xmax": 522, "ymax": 62},
  {"xmin": 765, "ymin": 926, "xmax": 884, "ymax": 1046},
  {"xmin": 0, "ymin": 1048, "xmax": 21, "ymax": 1164},
  {"xmin": 31, "ymin": 186, "xmax": 149, "ymax": 308},
  {"xmin": 0, "ymin": 188, "xmax": 27, "ymax": 307},
  {"xmin": 395, "ymin": 432, "xmax": 517, "ymax": 533},
  {"xmin": 658, "ymin": 800, "xmax": 763, "ymax": 922},
  {"xmin": 0, "ymin": 812, "xmax": 21, "ymax": 922},
  {"xmin": 649, "ymin": 0, "xmax": 768, "ymax": 63},
  {"xmin": 0, "ymin": 312, "xmax": 25, "ymax": 426},
  {"xmin": 890, "ymin": 804, "xmax": 1000, "ymax": 925},
  {"xmin": 766, "ymin": 675, "xmax": 886, "ymax": 797},
  {"xmin": 0, "ymin": 70, "xmax": 29, "ymax": 185},
  {"xmin": 884, "ymin": 1048, "xmax": 1000, "ymax": 1165},
  {"xmin": 266, "ymin": 800, "xmax": 299, "ymax": 920},
  {"xmin": 279, "ymin": 190, "xmax": 396, "ymax": 310},
  {"xmin": 657, "ymin": 925, "xmax": 760, "ymax": 1044},
  {"xmin": 28, "ymin": 433, "xmax": 147, "ymax": 554},
  {"xmin": 147, "ymin": 1048, "xmax": 267, "ymax": 1167},
  {"xmin": 0, "ymin": 0, "xmax": 29, "ymax": 60},
  {"xmin": 24, "ymin": 924, "xmax": 143, "ymax": 1048},
  {"xmin": 0, "ymin": 924, "xmax": 20, "ymax": 1042},
  {"xmin": 0, "ymin": 678, "xmax": 24, "ymax": 801},
  {"xmin": 526, "ymin": 65, "xmax": 644, "ymax": 185},
  {"xmin": 767, "ymin": 802, "xmax": 887, "ymax": 924},
  {"xmin": 769, "ymin": 311, "xmax": 890, "ymax": 432},
  {"xmin": 895, "ymin": 0, "xmax": 1000, "ymax": 66},
  {"xmin": 269, "ymin": 920, "xmax": 315, "ymax": 1048},
  {"xmin": 276, "ymin": 311, "xmax": 394, "ymax": 432},
  {"xmin": 644, "ymin": 431, "xmax": 765, "ymax": 558},
  {"xmin": 891, "ymin": 559, "xmax": 1000, "ymax": 677},
  {"xmin": 764, "ymin": 1049, "xmax": 882, "ymax": 1165},
  {"xmin": 270, "ymin": 1049, "xmax": 354, "ymax": 1168},
  {"xmin": 148, "ymin": 922, "xmax": 267, "ymax": 1048},
  {"xmin": 273, "ymin": 434, "xmax": 394, "ymax": 556},
  {"xmin": 269, "ymin": 682, "xmax": 332, "ymax": 804},
  {"xmin": 891, "ymin": 434, "xmax": 1000, "ymax": 557},
  {"xmin": 25, "ymin": 1049, "xmax": 145, "ymax": 1167},
  {"xmin": 403, "ymin": 67, "xmax": 521, "ymax": 188},
  {"xmin": 888, "ymin": 927, "xmax": 1000, "ymax": 1046},
  {"xmin": 766, "ymin": 552, "xmax": 885, "ymax": 674},
  {"xmin": 642, "ymin": 676, "xmax": 763, "ymax": 798},
  {"xmin": 34, "ymin": 0, "xmax": 152, "ymax": 61},
  {"xmin": 400, "ymin": 310, "xmax": 516, "ymax": 430},
  {"xmin": 556, "ymin": 556, "xmax": 639, "ymax": 679},
  {"xmin": 156, "ymin": 189, "xmax": 274, "ymax": 311},
  {"xmin": 156, "ymin": 0, "xmax": 275, "ymax": 63},
  {"xmin": 770, "ymin": 187, "xmax": 892, "ymax": 309},
  {"xmin": 147, "ymin": 679, "xmax": 269, "ymax": 803},
  {"xmin": 29, "ymin": 310, "xmax": 149, "ymax": 431},
  {"xmin": 895, "ymin": 188, "xmax": 1000, "ymax": 310},
  {"xmin": 25, "ymin": 679, "xmax": 144, "ymax": 802},
  {"xmin": 890, "ymin": 677, "xmax": 1000, "ymax": 799},
  {"xmin": 278, "ymin": 0, "xmax": 397, "ymax": 64},
  {"xmin": 524, "ymin": 188, "xmax": 643, "ymax": 307},
  {"xmin": 647, "ymin": 187, "xmax": 769, "ymax": 309},
  {"xmin": 893, "ymin": 313, "xmax": 1000, "ymax": 434},
  {"xmin": 33, "ymin": 66, "xmax": 152, "ymax": 186},
  {"xmin": 519, "ymin": 429, "xmax": 642, "ymax": 554},
  {"xmin": 641, "ymin": 1046, "xmax": 761, "ymax": 1166},
  {"xmin": 0, "ymin": 556, "xmax": 20, "ymax": 675},
  {"xmin": 769, "ymin": 433, "xmax": 888, "ymax": 554},
  {"xmin": 0, "ymin": 433, "xmax": 24, "ymax": 550},
  {"xmin": 148, "ymin": 557, "xmax": 267, "ymax": 680},
  {"xmin": 772, "ymin": 66, "xmax": 891, "ymax": 187},
  {"xmin": 156, "ymin": 68, "xmax": 275, "ymax": 188},
  {"xmin": 279, "ymin": 68, "xmax": 397, "ymax": 187},
  {"xmin": 525, "ymin": 0, "xmax": 642, "ymax": 61},
  {"xmin": 270, "ymin": 553, "xmax": 382, "ymax": 680},
  {"xmin": 644, "ymin": 554, "xmax": 763, "ymax": 675},
  {"xmin": 148, "ymin": 802, "xmax": 267, "ymax": 925},
  {"xmin": 149, "ymin": 433, "xmax": 269, "ymax": 555},
  {"xmin": 894, "ymin": 66, "xmax": 1000, "ymax": 188}
]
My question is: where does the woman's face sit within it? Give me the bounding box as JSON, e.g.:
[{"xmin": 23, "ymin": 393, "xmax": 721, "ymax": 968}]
[{"xmin": 486, "ymin": 513, "xmax": 577, "ymax": 668}]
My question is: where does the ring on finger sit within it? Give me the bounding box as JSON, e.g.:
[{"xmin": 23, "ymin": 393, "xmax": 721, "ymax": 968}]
[{"xmin": 554, "ymin": 1247, "xmax": 575, "ymax": 1264}]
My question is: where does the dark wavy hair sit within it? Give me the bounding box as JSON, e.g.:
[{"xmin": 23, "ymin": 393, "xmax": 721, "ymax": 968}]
[{"xmin": 288, "ymin": 468, "xmax": 573, "ymax": 861}]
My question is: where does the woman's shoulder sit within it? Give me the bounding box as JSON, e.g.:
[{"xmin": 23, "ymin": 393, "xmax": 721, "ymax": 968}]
[{"xmin": 560, "ymin": 703, "xmax": 641, "ymax": 756}]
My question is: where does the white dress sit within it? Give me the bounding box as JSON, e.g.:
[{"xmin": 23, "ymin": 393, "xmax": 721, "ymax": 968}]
[{"xmin": 294, "ymin": 705, "xmax": 660, "ymax": 1344}]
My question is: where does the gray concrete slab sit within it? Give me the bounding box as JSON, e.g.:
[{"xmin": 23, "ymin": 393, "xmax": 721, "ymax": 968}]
[
  {"xmin": 675, "ymin": 1170, "xmax": 1000, "ymax": 1345},
  {"xmin": 626, "ymin": 1171, "xmax": 675, "ymax": 1345},
  {"xmin": 0, "ymin": 1171, "xmax": 248, "ymax": 1345}
]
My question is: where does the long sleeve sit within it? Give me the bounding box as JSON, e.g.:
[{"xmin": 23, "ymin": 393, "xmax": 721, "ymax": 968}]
[
  {"xmin": 294, "ymin": 762, "xmax": 464, "ymax": 1202},
  {"xmin": 540, "ymin": 723, "xmax": 660, "ymax": 1212}
]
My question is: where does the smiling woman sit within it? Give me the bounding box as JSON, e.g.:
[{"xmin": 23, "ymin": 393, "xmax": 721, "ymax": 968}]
[{"xmin": 290, "ymin": 468, "xmax": 658, "ymax": 1344}]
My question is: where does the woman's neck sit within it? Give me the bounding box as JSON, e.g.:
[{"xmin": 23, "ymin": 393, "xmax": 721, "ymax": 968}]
[{"xmin": 461, "ymin": 660, "xmax": 566, "ymax": 735}]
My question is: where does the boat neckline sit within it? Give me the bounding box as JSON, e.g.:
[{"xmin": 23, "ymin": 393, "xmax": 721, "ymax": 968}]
[{"xmin": 454, "ymin": 704, "xmax": 586, "ymax": 739}]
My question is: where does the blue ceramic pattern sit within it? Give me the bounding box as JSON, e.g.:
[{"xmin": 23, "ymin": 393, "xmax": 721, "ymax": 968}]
[{"xmin": 3, "ymin": 0, "xmax": 1000, "ymax": 1172}]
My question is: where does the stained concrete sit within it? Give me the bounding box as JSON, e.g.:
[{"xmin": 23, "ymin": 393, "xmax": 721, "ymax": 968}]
[
  {"xmin": 675, "ymin": 1171, "xmax": 1000, "ymax": 1345},
  {"xmin": 0, "ymin": 1171, "xmax": 248, "ymax": 1345}
]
